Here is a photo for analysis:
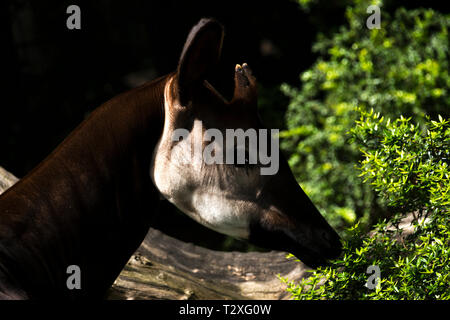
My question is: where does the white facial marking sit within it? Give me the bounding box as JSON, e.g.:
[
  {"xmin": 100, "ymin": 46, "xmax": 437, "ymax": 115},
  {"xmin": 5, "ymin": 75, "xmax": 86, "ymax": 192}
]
[{"xmin": 150, "ymin": 78, "xmax": 272, "ymax": 239}]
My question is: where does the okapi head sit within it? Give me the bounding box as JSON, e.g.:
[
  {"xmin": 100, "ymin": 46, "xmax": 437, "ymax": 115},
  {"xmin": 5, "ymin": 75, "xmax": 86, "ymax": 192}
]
[{"xmin": 152, "ymin": 19, "xmax": 341, "ymax": 268}]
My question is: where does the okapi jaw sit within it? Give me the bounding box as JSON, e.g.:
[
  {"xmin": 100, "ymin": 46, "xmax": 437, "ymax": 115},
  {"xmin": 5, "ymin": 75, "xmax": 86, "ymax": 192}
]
[{"xmin": 151, "ymin": 18, "xmax": 342, "ymax": 268}]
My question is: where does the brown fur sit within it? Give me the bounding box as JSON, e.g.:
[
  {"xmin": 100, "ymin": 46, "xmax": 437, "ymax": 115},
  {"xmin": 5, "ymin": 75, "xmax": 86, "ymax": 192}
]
[{"xmin": 0, "ymin": 76, "xmax": 166, "ymax": 299}]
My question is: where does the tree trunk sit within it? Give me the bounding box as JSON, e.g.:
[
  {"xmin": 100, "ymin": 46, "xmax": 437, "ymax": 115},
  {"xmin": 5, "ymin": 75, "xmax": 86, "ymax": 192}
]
[{"xmin": 0, "ymin": 166, "xmax": 309, "ymax": 300}]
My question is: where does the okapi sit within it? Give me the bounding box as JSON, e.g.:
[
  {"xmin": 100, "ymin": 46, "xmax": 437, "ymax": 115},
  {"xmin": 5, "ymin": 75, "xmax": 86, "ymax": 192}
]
[{"xmin": 0, "ymin": 18, "xmax": 341, "ymax": 300}]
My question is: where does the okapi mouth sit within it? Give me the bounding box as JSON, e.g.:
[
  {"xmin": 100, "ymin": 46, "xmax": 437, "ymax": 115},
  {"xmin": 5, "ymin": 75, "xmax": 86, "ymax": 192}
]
[
  {"xmin": 249, "ymin": 221, "xmax": 342, "ymax": 269},
  {"xmin": 289, "ymin": 244, "xmax": 336, "ymax": 269},
  {"xmin": 294, "ymin": 228, "xmax": 342, "ymax": 268},
  {"xmin": 282, "ymin": 236, "xmax": 342, "ymax": 269}
]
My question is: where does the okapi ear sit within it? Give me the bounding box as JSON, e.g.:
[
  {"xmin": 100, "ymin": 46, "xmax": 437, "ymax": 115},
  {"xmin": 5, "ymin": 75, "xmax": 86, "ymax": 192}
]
[{"xmin": 177, "ymin": 18, "xmax": 224, "ymax": 104}]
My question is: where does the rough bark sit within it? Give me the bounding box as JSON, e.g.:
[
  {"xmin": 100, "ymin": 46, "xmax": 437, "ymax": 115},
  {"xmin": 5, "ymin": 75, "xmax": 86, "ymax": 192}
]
[
  {"xmin": 0, "ymin": 166, "xmax": 309, "ymax": 300},
  {"xmin": 107, "ymin": 228, "xmax": 309, "ymax": 300}
]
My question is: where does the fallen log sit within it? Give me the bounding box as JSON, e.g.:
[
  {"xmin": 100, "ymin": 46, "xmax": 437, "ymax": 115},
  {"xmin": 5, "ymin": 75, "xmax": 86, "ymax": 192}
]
[{"xmin": 108, "ymin": 228, "xmax": 309, "ymax": 300}]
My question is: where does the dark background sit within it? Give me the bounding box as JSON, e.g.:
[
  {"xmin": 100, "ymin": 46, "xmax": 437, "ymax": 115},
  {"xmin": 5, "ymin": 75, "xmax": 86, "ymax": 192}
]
[{"xmin": 1, "ymin": 0, "xmax": 447, "ymax": 250}]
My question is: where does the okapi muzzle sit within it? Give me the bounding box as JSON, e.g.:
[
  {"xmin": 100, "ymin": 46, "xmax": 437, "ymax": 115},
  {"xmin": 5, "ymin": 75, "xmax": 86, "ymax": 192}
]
[{"xmin": 0, "ymin": 18, "xmax": 341, "ymax": 300}]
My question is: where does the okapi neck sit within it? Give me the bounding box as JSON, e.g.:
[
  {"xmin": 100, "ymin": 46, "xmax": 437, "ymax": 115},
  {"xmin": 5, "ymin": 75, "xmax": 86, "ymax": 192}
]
[{"xmin": 0, "ymin": 75, "xmax": 167, "ymax": 299}]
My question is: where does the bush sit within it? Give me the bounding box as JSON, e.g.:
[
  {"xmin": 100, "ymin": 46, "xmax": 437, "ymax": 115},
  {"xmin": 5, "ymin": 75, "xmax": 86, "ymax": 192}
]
[
  {"xmin": 281, "ymin": 111, "xmax": 450, "ymax": 299},
  {"xmin": 280, "ymin": 0, "xmax": 450, "ymax": 230}
]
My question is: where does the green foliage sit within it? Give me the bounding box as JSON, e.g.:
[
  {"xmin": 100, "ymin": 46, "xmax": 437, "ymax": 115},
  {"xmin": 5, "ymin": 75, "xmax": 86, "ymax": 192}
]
[
  {"xmin": 281, "ymin": 0, "xmax": 449, "ymax": 300},
  {"xmin": 281, "ymin": 112, "xmax": 450, "ymax": 299},
  {"xmin": 352, "ymin": 109, "xmax": 450, "ymax": 213},
  {"xmin": 281, "ymin": 0, "xmax": 450, "ymax": 230}
]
